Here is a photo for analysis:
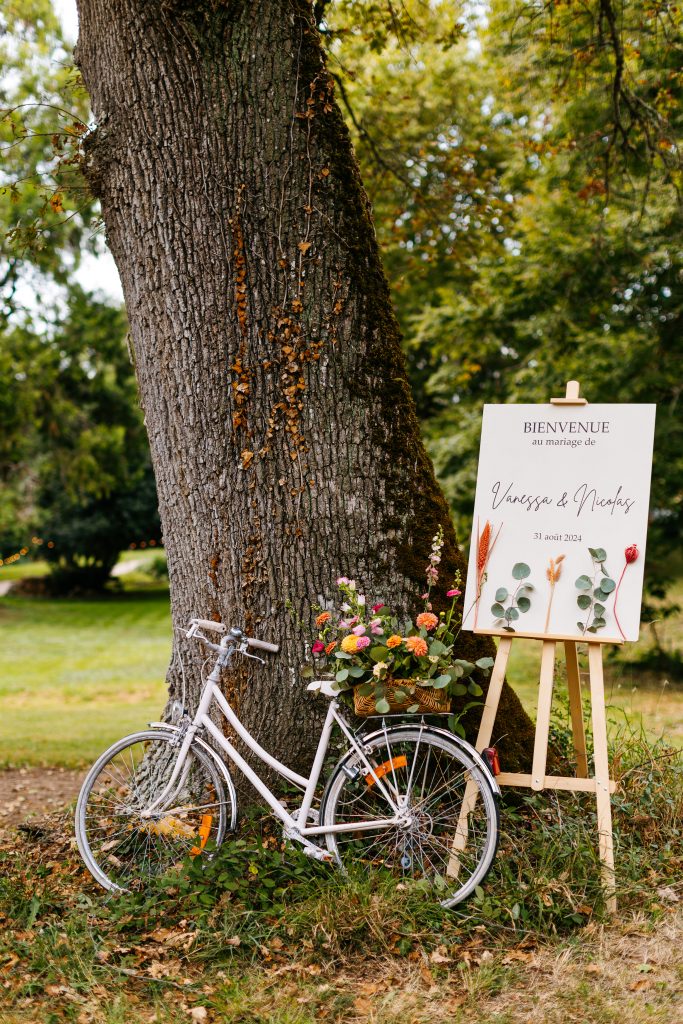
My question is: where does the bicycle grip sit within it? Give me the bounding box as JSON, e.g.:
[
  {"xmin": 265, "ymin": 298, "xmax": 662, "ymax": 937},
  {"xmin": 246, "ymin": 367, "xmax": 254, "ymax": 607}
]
[
  {"xmin": 247, "ymin": 636, "xmax": 279, "ymax": 653},
  {"xmin": 191, "ymin": 619, "xmax": 226, "ymax": 633}
]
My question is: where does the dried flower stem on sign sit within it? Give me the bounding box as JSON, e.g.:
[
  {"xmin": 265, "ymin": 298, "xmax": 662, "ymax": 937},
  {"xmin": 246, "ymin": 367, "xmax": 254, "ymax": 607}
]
[
  {"xmin": 544, "ymin": 554, "xmax": 565, "ymax": 633},
  {"xmin": 472, "ymin": 519, "xmax": 502, "ymax": 628}
]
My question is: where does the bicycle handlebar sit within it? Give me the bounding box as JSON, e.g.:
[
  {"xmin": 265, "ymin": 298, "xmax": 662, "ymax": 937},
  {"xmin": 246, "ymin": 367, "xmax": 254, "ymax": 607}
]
[{"xmin": 187, "ymin": 619, "xmax": 279, "ymax": 654}]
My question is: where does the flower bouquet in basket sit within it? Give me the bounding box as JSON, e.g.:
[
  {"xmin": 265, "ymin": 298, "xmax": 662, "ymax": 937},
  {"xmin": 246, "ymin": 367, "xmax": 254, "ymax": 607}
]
[{"xmin": 308, "ymin": 529, "xmax": 493, "ymax": 733}]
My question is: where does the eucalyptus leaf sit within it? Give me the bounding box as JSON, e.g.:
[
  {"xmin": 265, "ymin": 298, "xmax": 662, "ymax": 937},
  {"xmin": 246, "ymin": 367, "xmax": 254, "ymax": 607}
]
[
  {"xmin": 575, "ymin": 575, "xmax": 592, "ymax": 590},
  {"xmin": 475, "ymin": 657, "xmax": 494, "ymax": 670},
  {"xmin": 512, "ymin": 562, "xmax": 531, "ymax": 580},
  {"xmin": 335, "ymin": 669, "xmax": 349, "ymax": 682},
  {"xmin": 335, "ymin": 651, "xmax": 351, "ymax": 660},
  {"xmin": 593, "ymin": 548, "xmax": 607, "ymax": 562},
  {"xmin": 517, "ymin": 596, "xmax": 531, "ymax": 613},
  {"xmin": 592, "ymin": 617, "xmax": 606, "ymax": 628},
  {"xmin": 587, "ymin": 625, "xmax": 598, "ymax": 633},
  {"xmin": 432, "ymin": 674, "xmax": 451, "ymax": 689},
  {"xmin": 577, "ymin": 621, "xmax": 586, "ymax": 632},
  {"xmin": 428, "ymin": 639, "xmax": 447, "ymax": 657},
  {"xmin": 593, "ymin": 603, "xmax": 606, "ymax": 616},
  {"xmin": 491, "ymin": 602, "xmax": 506, "ymax": 618},
  {"xmin": 357, "ymin": 683, "xmax": 373, "ymax": 696},
  {"xmin": 505, "ymin": 606, "xmax": 520, "ymax": 621},
  {"xmin": 594, "ymin": 588, "xmax": 608, "ymax": 601},
  {"xmin": 495, "ymin": 587, "xmax": 508, "ymax": 602},
  {"xmin": 577, "ymin": 594, "xmax": 592, "ymax": 610},
  {"xmin": 468, "ymin": 681, "xmax": 483, "ymax": 696},
  {"xmin": 450, "ymin": 683, "xmax": 467, "ymax": 696},
  {"xmin": 370, "ymin": 645, "xmax": 390, "ymax": 662},
  {"xmin": 375, "ymin": 697, "xmax": 390, "ymax": 714},
  {"xmin": 600, "ymin": 577, "xmax": 616, "ymax": 593},
  {"xmin": 348, "ymin": 666, "xmax": 365, "ymax": 678},
  {"xmin": 406, "ymin": 704, "xmax": 420, "ymax": 714}
]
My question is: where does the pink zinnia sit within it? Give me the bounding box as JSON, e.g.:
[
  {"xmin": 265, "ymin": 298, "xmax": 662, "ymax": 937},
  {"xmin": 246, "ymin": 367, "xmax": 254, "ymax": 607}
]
[
  {"xmin": 447, "ymin": 588, "xmax": 462, "ymax": 598},
  {"xmin": 311, "ymin": 641, "xmax": 325, "ymax": 655},
  {"xmin": 352, "ymin": 623, "xmax": 367, "ymax": 636},
  {"xmin": 355, "ymin": 636, "xmax": 371, "ymax": 650}
]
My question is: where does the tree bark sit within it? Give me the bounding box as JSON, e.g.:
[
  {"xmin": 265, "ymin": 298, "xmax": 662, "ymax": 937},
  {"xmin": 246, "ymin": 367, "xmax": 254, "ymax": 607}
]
[{"xmin": 74, "ymin": 0, "xmax": 535, "ymax": 772}]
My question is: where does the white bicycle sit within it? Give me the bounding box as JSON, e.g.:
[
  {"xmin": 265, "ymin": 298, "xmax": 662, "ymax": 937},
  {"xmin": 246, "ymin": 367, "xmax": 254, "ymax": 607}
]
[{"xmin": 75, "ymin": 619, "xmax": 500, "ymax": 907}]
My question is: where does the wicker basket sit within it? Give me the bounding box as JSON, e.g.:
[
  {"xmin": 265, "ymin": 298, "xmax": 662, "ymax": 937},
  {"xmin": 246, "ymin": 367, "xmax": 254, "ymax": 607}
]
[{"xmin": 353, "ymin": 680, "xmax": 450, "ymax": 717}]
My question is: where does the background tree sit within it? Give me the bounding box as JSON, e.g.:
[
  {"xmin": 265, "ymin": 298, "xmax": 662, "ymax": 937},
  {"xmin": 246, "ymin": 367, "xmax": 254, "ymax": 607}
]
[{"xmin": 0, "ymin": 287, "xmax": 159, "ymax": 589}]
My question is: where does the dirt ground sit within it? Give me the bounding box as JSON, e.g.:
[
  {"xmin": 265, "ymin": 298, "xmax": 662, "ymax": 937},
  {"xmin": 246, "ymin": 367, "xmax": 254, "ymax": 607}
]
[{"xmin": 0, "ymin": 767, "xmax": 83, "ymax": 830}]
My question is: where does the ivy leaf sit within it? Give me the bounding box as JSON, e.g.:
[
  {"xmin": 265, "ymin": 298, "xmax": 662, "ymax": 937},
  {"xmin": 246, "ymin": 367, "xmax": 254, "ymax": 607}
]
[
  {"xmin": 512, "ymin": 562, "xmax": 531, "ymax": 580},
  {"xmin": 575, "ymin": 575, "xmax": 592, "ymax": 590}
]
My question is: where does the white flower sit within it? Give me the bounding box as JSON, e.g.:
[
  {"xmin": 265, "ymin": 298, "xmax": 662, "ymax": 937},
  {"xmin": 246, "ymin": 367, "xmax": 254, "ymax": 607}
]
[
  {"xmin": 357, "ymin": 595, "xmax": 366, "ymax": 607},
  {"xmin": 373, "ymin": 661, "xmax": 388, "ymax": 678}
]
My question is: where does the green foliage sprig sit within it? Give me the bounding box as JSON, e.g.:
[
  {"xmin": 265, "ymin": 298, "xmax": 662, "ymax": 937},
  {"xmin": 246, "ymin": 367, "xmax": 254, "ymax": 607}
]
[
  {"xmin": 491, "ymin": 562, "xmax": 533, "ymax": 632},
  {"xmin": 575, "ymin": 547, "xmax": 616, "ymax": 635}
]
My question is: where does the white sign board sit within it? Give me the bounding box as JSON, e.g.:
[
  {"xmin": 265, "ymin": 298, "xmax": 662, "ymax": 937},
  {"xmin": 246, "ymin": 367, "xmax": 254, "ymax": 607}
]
[{"xmin": 462, "ymin": 404, "xmax": 656, "ymax": 642}]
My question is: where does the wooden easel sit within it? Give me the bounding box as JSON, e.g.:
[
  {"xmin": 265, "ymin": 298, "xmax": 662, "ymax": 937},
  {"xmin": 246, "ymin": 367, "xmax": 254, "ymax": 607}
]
[{"xmin": 449, "ymin": 382, "xmax": 619, "ymax": 913}]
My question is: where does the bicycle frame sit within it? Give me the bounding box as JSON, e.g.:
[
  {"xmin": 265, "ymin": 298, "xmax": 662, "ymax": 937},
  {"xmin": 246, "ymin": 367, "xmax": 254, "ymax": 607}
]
[{"xmin": 145, "ymin": 637, "xmax": 405, "ymax": 852}]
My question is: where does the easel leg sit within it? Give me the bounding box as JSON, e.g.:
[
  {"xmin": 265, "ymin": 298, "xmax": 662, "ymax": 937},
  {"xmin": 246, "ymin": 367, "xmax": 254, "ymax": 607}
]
[
  {"xmin": 564, "ymin": 641, "xmax": 589, "ymax": 778},
  {"xmin": 531, "ymin": 641, "xmax": 556, "ymax": 791},
  {"xmin": 447, "ymin": 636, "xmax": 512, "ymax": 878},
  {"xmin": 588, "ymin": 643, "xmax": 617, "ymax": 914}
]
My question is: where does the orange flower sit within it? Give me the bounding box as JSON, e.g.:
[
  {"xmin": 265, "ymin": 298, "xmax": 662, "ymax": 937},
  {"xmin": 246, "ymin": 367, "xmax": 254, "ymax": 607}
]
[
  {"xmin": 386, "ymin": 634, "xmax": 403, "ymax": 649},
  {"xmin": 416, "ymin": 612, "xmax": 438, "ymax": 632},
  {"xmin": 325, "ymin": 641, "xmax": 337, "ymax": 655},
  {"xmin": 405, "ymin": 636, "xmax": 428, "ymax": 657},
  {"xmin": 315, "ymin": 611, "xmax": 331, "ymax": 627},
  {"xmin": 340, "ymin": 635, "xmax": 360, "ymax": 654}
]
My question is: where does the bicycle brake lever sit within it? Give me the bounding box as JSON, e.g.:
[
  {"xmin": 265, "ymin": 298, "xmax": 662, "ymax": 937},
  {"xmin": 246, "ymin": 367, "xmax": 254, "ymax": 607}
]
[{"xmin": 238, "ymin": 646, "xmax": 266, "ymax": 665}]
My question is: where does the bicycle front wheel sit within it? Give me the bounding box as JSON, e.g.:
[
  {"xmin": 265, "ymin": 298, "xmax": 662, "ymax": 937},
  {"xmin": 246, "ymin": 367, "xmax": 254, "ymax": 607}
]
[
  {"xmin": 75, "ymin": 730, "xmax": 234, "ymax": 893},
  {"xmin": 320, "ymin": 724, "xmax": 499, "ymax": 907}
]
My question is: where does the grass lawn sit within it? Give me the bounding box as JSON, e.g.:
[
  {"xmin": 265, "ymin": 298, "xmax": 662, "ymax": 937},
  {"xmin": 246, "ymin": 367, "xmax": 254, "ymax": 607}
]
[{"xmin": 0, "ymin": 555, "xmax": 170, "ymax": 767}]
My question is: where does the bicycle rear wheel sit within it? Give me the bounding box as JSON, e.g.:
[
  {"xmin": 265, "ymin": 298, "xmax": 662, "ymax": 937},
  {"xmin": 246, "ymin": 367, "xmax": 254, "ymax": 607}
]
[
  {"xmin": 320, "ymin": 724, "xmax": 499, "ymax": 907},
  {"xmin": 75, "ymin": 730, "xmax": 234, "ymax": 892}
]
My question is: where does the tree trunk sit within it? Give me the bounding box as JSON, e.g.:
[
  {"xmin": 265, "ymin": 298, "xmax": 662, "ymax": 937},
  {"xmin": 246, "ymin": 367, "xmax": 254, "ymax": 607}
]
[{"xmin": 74, "ymin": 0, "xmax": 535, "ymax": 772}]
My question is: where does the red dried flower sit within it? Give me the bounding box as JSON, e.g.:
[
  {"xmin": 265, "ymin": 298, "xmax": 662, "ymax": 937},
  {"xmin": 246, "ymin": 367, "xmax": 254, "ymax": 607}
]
[{"xmin": 625, "ymin": 544, "xmax": 639, "ymax": 564}]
